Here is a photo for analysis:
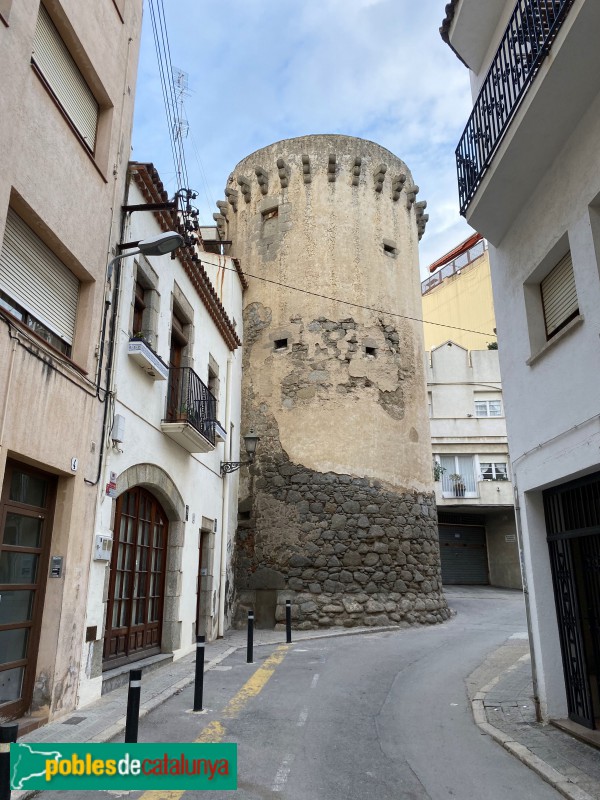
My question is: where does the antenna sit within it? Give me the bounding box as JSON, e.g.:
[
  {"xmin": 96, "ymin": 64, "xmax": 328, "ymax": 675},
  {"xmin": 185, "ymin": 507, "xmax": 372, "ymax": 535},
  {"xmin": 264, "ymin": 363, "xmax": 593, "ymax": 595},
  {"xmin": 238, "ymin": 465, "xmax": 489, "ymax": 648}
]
[{"xmin": 172, "ymin": 66, "xmax": 190, "ymax": 185}]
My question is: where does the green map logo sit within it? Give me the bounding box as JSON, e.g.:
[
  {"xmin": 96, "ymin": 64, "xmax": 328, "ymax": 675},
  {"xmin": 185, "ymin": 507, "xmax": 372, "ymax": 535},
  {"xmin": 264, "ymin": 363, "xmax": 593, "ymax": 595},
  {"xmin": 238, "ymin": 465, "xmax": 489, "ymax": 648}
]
[{"xmin": 11, "ymin": 743, "xmax": 237, "ymax": 790}]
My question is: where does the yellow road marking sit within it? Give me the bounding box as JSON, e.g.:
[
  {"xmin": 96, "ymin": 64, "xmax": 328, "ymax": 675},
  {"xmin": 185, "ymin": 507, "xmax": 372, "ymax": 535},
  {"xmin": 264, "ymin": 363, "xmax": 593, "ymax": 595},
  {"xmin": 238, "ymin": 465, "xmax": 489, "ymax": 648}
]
[
  {"xmin": 136, "ymin": 645, "xmax": 290, "ymax": 800},
  {"xmin": 223, "ymin": 645, "xmax": 289, "ymax": 719}
]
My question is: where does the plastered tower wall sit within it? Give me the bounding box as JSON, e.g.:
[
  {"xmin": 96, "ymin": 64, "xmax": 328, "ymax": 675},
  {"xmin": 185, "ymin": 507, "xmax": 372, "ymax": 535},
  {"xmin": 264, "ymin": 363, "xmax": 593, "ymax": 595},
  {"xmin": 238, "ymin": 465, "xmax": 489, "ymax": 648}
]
[{"xmin": 221, "ymin": 135, "xmax": 449, "ymax": 629}]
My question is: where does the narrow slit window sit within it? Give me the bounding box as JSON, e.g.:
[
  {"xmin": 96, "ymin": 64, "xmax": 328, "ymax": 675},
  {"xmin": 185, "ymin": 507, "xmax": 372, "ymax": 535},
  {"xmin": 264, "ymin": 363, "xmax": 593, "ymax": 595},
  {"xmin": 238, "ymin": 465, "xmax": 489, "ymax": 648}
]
[
  {"xmin": 383, "ymin": 241, "xmax": 397, "ymax": 257},
  {"xmin": 365, "ymin": 346, "xmax": 377, "ymax": 357},
  {"xmin": 274, "ymin": 338, "xmax": 288, "ymax": 351}
]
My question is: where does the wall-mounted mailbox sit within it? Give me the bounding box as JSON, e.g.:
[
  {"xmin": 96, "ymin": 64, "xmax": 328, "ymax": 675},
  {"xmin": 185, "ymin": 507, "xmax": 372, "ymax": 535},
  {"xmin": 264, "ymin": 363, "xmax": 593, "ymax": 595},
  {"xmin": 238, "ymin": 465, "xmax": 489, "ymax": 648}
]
[{"xmin": 50, "ymin": 556, "xmax": 63, "ymax": 578}]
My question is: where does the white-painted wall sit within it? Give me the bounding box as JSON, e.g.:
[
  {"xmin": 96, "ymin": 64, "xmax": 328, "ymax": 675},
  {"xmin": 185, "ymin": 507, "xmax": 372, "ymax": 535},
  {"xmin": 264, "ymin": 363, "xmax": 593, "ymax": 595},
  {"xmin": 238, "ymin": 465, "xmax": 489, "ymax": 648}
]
[
  {"xmin": 448, "ymin": 0, "xmax": 600, "ymax": 721},
  {"xmin": 77, "ymin": 177, "xmax": 243, "ymax": 708}
]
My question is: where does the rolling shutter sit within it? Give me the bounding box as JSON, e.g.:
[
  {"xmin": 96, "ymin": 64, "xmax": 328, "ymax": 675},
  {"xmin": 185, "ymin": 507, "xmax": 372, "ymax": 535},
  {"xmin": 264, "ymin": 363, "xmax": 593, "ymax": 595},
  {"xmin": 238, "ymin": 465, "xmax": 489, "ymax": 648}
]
[
  {"xmin": 0, "ymin": 209, "xmax": 79, "ymax": 345},
  {"xmin": 439, "ymin": 524, "xmax": 489, "ymax": 585},
  {"xmin": 541, "ymin": 252, "xmax": 578, "ymax": 338},
  {"xmin": 32, "ymin": 4, "xmax": 98, "ymax": 150}
]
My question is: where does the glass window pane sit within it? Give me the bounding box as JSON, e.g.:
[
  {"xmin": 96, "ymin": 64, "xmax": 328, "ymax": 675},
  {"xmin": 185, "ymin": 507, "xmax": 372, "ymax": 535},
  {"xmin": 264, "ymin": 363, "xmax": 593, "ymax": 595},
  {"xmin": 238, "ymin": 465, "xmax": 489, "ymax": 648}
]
[
  {"xmin": 3, "ymin": 514, "xmax": 42, "ymax": 547},
  {"xmin": 489, "ymin": 401, "xmax": 502, "ymax": 416},
  {"xmin": 0, "ymin": 552, "xmax": 38, "ymax": 584},
  {"xmin": 474, "ymin": 401, "xmax": 487, "ymax": 417},
  {"xmin": 0, "ymin": 590, "xmax": 34, "ymax": 624},
  {"xmin": 0, "ymin": 665, "xmax": 24, "ymax": 703},
  {"xmin": 0, "ymin": 628, "xmax": 29, "ymax": 665},
  {"xmin": 495, "ymin": 463, "xmax": 508, "ymax": 480},
  {"xmin": 9, "ymin": 472, "xmax": 47, "ymax": 507}
]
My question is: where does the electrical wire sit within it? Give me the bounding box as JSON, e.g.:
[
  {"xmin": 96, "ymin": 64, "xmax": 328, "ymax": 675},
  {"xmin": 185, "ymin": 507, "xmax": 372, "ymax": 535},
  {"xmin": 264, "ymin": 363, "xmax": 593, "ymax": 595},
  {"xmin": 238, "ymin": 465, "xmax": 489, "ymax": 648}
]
[{"xmin": 197, "ymin": 258, "xmax": 497, "ymax": 339}]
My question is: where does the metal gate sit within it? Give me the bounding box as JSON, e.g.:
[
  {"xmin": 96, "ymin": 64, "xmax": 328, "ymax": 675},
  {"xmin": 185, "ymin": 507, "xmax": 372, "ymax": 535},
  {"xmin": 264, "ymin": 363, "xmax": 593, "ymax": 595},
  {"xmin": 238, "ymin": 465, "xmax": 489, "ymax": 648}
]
[
  {"xmin": 438, "ymin": 521, "xmax": 489, "ymax": 585},
  {"xmin": 545, "ymin": 472, "xmax": 600, "ymax": 729}
]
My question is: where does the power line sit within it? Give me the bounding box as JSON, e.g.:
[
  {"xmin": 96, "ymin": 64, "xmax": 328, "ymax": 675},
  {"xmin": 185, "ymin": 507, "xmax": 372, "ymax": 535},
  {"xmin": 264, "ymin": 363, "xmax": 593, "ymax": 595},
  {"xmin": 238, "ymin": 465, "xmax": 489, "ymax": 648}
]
[{"xmin": 199, "ymin": 258, "xmax": 497, "ymax": 339}]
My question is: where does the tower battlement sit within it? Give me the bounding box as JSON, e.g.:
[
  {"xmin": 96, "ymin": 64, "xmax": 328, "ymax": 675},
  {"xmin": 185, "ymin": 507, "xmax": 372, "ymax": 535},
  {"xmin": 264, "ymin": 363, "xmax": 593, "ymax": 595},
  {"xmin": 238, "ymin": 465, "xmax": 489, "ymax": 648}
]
[{"xmin": 215, "ymin": 135, "xmax": 429, "ymax": 240}]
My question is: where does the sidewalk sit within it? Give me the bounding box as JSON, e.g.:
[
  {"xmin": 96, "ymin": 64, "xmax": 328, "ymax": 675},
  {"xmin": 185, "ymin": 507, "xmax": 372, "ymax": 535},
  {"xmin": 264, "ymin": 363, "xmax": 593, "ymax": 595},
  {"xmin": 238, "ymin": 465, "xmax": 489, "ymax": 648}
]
[{"xmin": 467, "ymin": 638, "xmax": 600, "ymax": 800}]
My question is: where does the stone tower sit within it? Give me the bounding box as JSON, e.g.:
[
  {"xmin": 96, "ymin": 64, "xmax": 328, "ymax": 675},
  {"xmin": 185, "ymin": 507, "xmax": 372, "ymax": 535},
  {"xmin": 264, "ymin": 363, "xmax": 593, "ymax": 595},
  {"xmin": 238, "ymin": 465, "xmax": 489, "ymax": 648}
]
[{"xmin": 219, "ymin": 134, "xmax": 449, "ymax": 629}]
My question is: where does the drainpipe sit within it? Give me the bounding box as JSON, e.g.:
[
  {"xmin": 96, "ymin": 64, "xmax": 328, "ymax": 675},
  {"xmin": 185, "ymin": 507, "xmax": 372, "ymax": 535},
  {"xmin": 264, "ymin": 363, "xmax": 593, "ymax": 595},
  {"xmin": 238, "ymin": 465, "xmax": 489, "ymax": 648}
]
[
  {"xmin": 0, "ymin": 337, "xmax": 18, "ymax": 453},
  {"xmin": 514, "ymin": 480, "xmax": 541, "ymax": 721},
  {"xmin": 218, "ymin": 353, "xmax": 234, "ymax": 637}
]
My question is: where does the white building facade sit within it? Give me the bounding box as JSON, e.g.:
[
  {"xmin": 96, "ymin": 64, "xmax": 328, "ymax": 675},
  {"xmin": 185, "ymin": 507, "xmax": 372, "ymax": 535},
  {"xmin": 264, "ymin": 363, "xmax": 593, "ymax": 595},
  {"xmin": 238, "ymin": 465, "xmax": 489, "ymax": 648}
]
[
  {"xmin": 443, "ymin": 0, "xmax": 600, "ymax": 729},
  {"xmin": 428, "ymin": 343, "xmax": 521, "ymax": 589},
  {"xmin": 78, "ymin": 163, "xmax": 244, "ymax": 707}
]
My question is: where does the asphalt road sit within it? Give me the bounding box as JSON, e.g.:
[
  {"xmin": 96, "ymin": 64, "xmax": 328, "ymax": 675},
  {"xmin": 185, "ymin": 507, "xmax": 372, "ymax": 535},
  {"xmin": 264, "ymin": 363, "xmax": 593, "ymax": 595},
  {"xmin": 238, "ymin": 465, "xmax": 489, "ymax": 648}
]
[{"xmin": 38, "ymin": 587, "xmax": 562, "ymax": 799}]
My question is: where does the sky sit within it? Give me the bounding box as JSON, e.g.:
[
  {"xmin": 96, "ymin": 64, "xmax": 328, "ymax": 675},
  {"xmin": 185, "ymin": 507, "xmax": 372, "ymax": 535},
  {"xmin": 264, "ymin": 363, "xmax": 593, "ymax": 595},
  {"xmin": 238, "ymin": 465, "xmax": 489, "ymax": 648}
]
[{"xmin": 131, "ymin": 0, "xmax": 475, "ymax": 277}]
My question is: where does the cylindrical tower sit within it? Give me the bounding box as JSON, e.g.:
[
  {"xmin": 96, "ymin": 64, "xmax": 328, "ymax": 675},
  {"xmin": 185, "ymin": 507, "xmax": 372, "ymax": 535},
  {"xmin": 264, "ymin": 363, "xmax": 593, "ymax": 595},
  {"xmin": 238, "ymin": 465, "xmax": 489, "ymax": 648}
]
[{"xmin": 220, "ymin": 134, "xmax": 448, "ymax": 629}]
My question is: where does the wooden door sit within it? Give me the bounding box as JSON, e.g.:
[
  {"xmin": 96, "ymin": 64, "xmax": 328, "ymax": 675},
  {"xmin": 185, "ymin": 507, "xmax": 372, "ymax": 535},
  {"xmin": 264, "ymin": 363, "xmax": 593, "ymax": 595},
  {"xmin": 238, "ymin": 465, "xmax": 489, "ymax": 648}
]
[
  {"xmin": 0, "ymin": 462, "xmax": 55, "ymax": 718},
  {"xmin": 103, "ymin": 487, "xmax": 168, "ymax": 669}
]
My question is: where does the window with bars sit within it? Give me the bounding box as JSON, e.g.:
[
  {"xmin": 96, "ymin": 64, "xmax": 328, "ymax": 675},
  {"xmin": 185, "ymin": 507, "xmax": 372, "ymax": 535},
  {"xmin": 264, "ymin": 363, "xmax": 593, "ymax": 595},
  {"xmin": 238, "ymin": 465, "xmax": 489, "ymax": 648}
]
[
  {"xmin": 479, "ymin": 462, "xmax": 509, "ymax": 481},
  {"xmin": 474, "ymin": 399, "xmax": 502, "ymax": 417},
  {"xmin": 31, "ymin": 4, "xmax": 99, "ymax": 152},
  {"xmin": 541, "ymin": 251, "xmax": 579, "ymax": 339}
]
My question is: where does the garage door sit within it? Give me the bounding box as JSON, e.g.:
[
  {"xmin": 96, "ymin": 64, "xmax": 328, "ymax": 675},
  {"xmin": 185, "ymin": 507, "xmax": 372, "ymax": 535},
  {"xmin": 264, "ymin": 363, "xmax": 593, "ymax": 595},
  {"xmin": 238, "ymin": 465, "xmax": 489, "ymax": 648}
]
[{"xmin": 439, "ymin": 523, "xmax": 489, "ymax": 585}]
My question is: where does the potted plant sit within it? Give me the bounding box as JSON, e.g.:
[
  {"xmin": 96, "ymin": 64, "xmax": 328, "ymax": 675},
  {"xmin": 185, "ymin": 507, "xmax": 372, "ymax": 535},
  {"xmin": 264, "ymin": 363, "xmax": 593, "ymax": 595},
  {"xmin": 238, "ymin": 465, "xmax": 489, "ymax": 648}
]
[
  {"xmin": 433, "ymin": 461, "xmax": 446, "ymax": 482},
  {"xmin": 449, "ymin": 473, "xmax": 466, "ymax": 497}
]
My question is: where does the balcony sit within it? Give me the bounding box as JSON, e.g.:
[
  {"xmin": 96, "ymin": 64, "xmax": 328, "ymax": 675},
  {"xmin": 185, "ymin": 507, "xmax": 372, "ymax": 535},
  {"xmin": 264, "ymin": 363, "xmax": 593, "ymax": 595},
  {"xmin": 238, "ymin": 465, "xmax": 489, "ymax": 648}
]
[
  {"xmin": 454, "ymin": 0, "xmax": 600, "ymax": 242},
  {"xmin": 434, "ymin": 478, "xmax": 514, "ymax": 506},
  {"xmin": 128, "ymin": 337, "xmax": 169, "ymax": 381},
  {"xmin": 161, "ymin": 367, "xmax": 219, "ymax": 454}
]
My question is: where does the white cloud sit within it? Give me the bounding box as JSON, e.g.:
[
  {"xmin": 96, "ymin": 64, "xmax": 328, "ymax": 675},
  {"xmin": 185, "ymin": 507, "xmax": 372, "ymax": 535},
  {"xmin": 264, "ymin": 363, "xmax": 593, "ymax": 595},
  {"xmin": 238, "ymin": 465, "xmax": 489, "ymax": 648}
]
[{"xmin": 132, "ymin": 0, "xmax": 475, "ymax": 273}]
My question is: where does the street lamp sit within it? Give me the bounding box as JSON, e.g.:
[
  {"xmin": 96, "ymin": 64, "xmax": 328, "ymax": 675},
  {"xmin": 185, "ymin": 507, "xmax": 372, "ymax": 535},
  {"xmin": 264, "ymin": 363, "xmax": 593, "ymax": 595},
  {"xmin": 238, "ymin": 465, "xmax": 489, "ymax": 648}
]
[
  {"xmin": 106, "ymin": 231, "xmax": 184, "ymax": 281},
  {"xmin": 221, "ymin": 430, "xmax": 260, "ymax": 475}
]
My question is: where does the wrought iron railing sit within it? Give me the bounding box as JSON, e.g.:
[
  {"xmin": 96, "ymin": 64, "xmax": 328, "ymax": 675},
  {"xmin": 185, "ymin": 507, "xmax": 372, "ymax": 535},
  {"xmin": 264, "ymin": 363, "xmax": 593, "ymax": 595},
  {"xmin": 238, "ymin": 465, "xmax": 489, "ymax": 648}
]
[
  {"xmin": 422, "ymin": 238, "xmax": 487, "ymax": 295},
  {"xmin": 164, "ymin": 366, "xmax": 217, "ymax": 446},
  {"xmin": 456, "ymin": 0, "xmax": 574, "ymax": 215}
]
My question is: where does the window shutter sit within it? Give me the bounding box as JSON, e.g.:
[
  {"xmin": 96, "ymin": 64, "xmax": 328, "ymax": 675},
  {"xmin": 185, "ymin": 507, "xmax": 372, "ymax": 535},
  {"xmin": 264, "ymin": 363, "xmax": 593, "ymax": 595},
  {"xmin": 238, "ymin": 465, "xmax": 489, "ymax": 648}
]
[
  {"xmin": 32, "ymin": 5, "xmax": 99, "ymax": 150},
  {"xmin": 0, "ymin": 209, "xmax": 79, "ymax": 345},
  {"xmin": 541, "ymin": 252, "xmax": 578, "ymax": 338}
]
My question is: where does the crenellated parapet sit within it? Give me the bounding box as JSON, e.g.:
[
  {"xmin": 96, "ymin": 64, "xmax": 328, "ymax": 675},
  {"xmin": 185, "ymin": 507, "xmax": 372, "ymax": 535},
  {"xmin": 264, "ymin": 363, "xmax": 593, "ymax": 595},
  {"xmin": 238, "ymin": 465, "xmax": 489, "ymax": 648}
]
[{"xmin": 215, "ymin": 135, "xmax": 429, "ymax": 240}]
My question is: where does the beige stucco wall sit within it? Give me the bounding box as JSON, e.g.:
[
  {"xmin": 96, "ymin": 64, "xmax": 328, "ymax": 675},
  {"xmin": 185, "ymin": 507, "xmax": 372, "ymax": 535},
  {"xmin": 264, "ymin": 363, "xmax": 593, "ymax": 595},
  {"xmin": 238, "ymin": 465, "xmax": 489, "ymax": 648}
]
[
  {"xmin": 227, "ymin": 135, "xmax": 432, "ymax": 492},
  {"xmin": 0, "ymin": 0, "xmax": 142, "ymax": 720}
]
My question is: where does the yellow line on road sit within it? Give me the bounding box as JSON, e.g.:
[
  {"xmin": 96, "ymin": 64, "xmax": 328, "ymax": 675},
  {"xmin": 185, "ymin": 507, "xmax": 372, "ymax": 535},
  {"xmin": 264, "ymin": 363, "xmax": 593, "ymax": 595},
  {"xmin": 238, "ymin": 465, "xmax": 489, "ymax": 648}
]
[{"xmin": 137, "ymin": 645, "xmax": 290, "ymax": 800}]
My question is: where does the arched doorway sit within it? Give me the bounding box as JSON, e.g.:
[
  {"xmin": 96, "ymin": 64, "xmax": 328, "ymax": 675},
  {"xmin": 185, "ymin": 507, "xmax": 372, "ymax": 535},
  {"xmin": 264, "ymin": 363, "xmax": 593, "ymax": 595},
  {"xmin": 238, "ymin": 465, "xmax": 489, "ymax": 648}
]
[{"xmin": 103, "ymin": 487, "xmax": 168, "ymax": 669}]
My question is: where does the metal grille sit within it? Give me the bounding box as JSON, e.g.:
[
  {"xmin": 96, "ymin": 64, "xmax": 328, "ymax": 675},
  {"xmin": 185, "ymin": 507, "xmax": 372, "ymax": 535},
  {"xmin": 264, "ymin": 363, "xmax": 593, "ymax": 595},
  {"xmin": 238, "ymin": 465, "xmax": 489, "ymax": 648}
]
[
  {"xmin": 0, "ymin": 209, "xmax": 79, "ymax": 344},
  {"xmin": 32, "ymin": 4, "xmax": 99, "ymax": 150},
  {"xmin": 456, "ymin": 0, "xmax": 575, "ymax": 215},
  {"xmin": 547, "ymin": 537, "xmax": 594, "ymax": 727},
  {"xmin": 545, "ymin": 471, "xmax": 600, "ymax": 729}
]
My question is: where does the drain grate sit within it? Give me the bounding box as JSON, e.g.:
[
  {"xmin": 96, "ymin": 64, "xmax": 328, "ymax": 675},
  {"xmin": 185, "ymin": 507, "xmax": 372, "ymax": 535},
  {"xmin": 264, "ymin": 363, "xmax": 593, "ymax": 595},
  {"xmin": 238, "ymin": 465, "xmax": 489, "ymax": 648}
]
[{"xmin": 62, "ymin": 716, "xmax": 86, "ymax": 725}]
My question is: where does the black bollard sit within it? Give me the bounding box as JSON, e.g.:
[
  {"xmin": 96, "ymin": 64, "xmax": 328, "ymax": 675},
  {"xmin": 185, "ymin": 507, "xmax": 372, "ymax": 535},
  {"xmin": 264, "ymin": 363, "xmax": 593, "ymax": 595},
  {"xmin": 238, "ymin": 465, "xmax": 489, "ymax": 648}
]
[
  {"xmin": 193, "ymin": 635, "xmax": 205, "ymax": 712},
  {"xmin": 125, "ymin": 668, "xmax": 142, "ymax": 743},
  {"xmin": 286, "ymin": 600, "xmax": 292, "ymax": 644},
  {"xmin": 0, "ymin": 723, "xmax": 18, "ymax": 800},
  {"xmin": 247, "ymin": 610, "xmax": 254, "ymax": 663}
]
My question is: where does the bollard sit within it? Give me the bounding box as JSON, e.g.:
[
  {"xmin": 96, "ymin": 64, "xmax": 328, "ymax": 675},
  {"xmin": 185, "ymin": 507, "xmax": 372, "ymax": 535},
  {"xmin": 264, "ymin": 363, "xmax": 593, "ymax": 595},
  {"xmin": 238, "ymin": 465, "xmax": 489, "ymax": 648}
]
[
  {"xmin": 286, "ymin": 600, "xmax": 292, "ymax": 644},
  {"xmin": 125, "ymin": 668, "xmax": 142, "ymax": 743},
  {"xmin": 0, "ymin": 723, "xmax": 18, "ymax": 800},
  {"xmin": 247, "ymin": 610, "xmax": 254, "ymax": 663},
  {"xmin": 193, "ymin": 635, "xmax": 205, "ymax": 712}
]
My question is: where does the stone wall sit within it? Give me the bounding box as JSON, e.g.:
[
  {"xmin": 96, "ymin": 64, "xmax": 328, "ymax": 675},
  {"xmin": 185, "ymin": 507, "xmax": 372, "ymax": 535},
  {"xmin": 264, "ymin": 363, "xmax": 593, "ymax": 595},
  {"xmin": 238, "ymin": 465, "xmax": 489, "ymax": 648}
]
[{"xmin": 226, "ymin": 135, "xmax": 448, "ymax": 629}]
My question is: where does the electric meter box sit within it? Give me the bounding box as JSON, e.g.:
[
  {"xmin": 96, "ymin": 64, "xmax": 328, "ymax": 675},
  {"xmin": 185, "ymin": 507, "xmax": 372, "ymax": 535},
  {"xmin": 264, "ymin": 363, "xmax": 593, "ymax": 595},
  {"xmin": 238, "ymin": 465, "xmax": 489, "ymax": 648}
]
[{"xmin": 94, "ymin": 533, "xmax": 113, "ymax": 561}]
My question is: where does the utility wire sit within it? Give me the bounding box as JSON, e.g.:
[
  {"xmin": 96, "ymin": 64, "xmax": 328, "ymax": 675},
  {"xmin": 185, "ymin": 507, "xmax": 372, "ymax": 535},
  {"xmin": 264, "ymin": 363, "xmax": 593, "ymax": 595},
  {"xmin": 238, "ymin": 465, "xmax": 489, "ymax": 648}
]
[{"xmin": 198, "ymin": 259, "xmax": 497, "ymax": 339}]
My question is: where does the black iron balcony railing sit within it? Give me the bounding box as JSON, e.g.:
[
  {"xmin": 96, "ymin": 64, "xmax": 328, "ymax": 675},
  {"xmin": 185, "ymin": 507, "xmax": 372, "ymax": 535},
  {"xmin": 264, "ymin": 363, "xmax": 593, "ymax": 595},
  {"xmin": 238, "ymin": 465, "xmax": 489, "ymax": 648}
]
[
  {"xmin": 164, "ymin": 366, "xmax": 217, "ymax": 446},
  {"xmin": 456, "ymin": 0, "xmax": 574, "ymax": 215}
]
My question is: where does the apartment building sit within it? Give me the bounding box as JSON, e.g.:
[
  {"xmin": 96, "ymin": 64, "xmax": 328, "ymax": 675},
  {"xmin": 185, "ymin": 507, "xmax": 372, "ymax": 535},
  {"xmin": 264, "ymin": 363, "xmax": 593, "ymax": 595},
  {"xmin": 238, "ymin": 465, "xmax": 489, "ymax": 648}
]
[
  {"xmin": 443, "ymin": 0, "xmax": 600, "ymax": 731},
  {"xmin": 427, "ymin": 342, "xmax": 521, "ymax": 589},
  {"xmin": 0, "ymin": 0, "xmax": 142, "ymax": 727}
]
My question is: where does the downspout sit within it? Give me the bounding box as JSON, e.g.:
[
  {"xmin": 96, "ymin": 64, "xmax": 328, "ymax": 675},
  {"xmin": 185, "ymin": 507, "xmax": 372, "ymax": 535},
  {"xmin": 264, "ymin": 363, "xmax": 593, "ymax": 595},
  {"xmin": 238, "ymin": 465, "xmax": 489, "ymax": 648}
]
[
  {"xmin": 218, "ymin": 353, "xmax": 234, "ymax": 637},
  {"xmin": 514, "ymin": 480, "xmax": 541, "ymax": 721},
  {"xmin": 0, "ymin": 336, "xmax": 18, "ymax": 452}
]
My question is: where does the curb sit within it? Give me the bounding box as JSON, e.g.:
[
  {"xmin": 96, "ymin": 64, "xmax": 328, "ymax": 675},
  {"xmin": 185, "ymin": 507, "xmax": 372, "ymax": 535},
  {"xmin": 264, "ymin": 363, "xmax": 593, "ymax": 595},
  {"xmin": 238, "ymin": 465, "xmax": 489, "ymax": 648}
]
[{"xmin": 471, "ymin": 654, "xmax": 596, "ymax": 800}]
